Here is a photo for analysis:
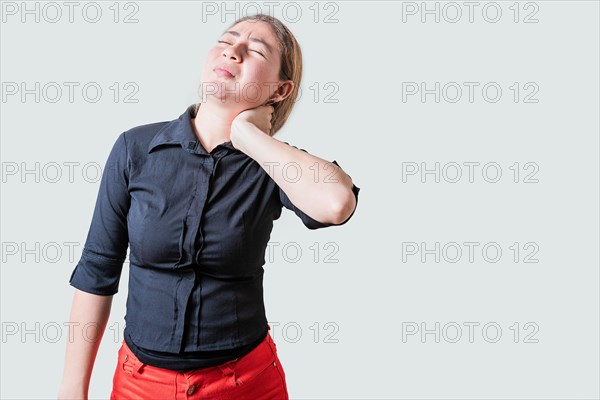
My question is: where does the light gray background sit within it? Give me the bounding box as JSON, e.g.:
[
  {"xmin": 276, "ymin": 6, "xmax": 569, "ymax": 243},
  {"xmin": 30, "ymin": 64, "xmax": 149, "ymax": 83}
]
[{"xmin": 1, "ymin": 1, "xmax": 599, "ymax": 399}]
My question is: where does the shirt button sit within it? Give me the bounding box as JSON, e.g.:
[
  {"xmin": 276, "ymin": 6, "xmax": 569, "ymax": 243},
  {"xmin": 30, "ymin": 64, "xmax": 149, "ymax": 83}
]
[{"xmin": 187, "ymin": 384, "xmax": 197, "ymax": 395}]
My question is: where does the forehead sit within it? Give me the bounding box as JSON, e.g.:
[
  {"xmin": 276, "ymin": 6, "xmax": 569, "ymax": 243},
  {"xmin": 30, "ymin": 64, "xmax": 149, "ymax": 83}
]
[
  {"xmin": 225, "ymin": 21, "xmax": 279, "ymax": 47},
  {"xmin": 230, "ymin": 20, "xmax": 273, "ymax": 35}
]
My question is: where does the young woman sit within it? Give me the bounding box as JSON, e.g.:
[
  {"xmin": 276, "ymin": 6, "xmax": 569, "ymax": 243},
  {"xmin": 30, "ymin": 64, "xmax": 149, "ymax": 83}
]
[{"xmin": 58, "ymin": 13, "xmax": 360, "ymax": 400}]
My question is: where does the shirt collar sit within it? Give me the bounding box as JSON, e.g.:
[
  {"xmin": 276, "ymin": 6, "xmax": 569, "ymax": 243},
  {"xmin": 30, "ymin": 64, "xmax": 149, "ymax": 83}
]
[{"xmin": 147, "ymin": 103, "xmax": 237, "ymax": 155}]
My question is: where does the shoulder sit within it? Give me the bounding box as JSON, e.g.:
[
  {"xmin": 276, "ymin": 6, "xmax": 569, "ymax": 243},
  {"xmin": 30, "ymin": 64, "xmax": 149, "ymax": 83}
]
[
  {"xmin": 122, "ymin": 120, "xmax": 171, "ymax": 144},
  {"xmin": 119, "ymin": 119, "xmax": 175, "ymax": 157}
]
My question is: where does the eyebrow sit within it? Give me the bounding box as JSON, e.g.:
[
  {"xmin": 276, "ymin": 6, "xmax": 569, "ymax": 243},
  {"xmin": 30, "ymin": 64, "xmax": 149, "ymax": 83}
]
[{"xmin": 222, "ymin": 30, "xmax": 274, "ymax": 55}]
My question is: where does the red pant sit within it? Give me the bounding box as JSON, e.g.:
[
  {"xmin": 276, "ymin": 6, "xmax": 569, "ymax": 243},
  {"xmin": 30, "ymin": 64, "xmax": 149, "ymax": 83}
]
[{"xmin": 110, "ymin": 326, "xmax": 289, "ymax": 400}]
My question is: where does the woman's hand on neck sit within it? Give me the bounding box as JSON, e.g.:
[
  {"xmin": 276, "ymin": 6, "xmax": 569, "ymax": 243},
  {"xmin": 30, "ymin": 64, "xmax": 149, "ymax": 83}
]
[
  {"xmin": 192, "ymin": 99, "xmax": 241, "ymax": 152},
  {"xmin": 193, "ymin": 98, "xmax": 273, "ymax": 153}
]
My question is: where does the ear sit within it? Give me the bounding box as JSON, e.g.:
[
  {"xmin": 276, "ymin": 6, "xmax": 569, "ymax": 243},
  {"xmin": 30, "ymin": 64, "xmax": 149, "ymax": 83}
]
[{"xmin": 272, "ymin": 80, "xmax": 294, "ymax": 103}]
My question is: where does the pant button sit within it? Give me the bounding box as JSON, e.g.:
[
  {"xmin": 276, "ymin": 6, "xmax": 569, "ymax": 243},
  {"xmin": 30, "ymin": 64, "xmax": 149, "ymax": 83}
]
[{"xmin": 187, "ymin": 384, "xmax": 197, "ymax": 395}]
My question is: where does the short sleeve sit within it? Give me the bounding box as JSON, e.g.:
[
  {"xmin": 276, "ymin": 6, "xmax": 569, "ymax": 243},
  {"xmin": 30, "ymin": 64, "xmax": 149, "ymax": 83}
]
[
  {"xmin": 278, "ymin": 142, "xmax": 360, "ymax": 230},
  {"xmin": 68, "ymin": 132, "xmax": 131, "ymax": 296}
]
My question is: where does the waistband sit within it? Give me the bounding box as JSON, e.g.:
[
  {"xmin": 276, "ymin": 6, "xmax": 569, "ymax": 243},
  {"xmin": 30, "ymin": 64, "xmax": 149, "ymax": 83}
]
[{"xmin": 118, "ymin": 324, "xmax": 277, "ymax": 378}]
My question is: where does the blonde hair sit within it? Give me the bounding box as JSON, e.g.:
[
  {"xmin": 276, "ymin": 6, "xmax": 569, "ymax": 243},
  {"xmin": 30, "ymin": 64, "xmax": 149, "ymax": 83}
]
[{"xmin": 223, "ymin": 14, "xmax": 303, "ymax": 136}]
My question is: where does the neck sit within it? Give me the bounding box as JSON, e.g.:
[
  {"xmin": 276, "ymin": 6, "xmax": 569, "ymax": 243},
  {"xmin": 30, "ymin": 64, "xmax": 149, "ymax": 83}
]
[{"xmin": 192, "ymin": 100, "xmax": 238, "ymax": 150}]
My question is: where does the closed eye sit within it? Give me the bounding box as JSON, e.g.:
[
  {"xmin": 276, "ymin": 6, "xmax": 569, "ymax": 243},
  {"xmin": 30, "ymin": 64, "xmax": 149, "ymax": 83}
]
[{"xmin": 217, "ymin": 40, "xmax": 265, "ymax": 58}]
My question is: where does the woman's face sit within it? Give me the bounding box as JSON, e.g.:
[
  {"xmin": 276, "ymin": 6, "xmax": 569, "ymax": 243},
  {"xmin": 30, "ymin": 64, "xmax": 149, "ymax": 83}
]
[{"xmin": 201, "ymin": 20, "xmax": 284, "ymax": 108}]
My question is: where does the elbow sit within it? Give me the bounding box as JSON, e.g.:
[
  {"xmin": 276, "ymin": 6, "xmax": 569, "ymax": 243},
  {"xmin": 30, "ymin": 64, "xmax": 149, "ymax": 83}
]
[{"xmin": 330, "ymin": 188, "xmax": 357, "ymax": 225}]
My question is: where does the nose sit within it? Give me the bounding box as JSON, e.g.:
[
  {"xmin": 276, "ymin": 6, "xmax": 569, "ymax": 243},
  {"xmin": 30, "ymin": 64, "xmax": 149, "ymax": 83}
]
[{"xmin": 221, "ymin": 45, "xmax": 241, "ymax": 62}]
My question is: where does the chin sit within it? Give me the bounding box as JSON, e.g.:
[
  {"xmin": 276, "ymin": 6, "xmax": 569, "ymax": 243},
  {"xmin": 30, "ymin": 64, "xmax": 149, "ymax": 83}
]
[{"xmin": 199, "ymin": 82, "xmax": 238, "ymax": 103}]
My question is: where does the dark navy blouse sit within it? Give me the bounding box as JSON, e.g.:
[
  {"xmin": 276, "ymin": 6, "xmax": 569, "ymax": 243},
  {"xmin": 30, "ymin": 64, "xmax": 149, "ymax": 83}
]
[{"xmin": 68, "ymin": 103, "xmax": 360, "ymax": 370}]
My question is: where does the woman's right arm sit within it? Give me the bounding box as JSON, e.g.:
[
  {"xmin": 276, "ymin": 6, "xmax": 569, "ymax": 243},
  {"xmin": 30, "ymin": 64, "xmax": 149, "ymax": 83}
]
[
  {"xmin": 57, "ymin": 289, "xmax": 113, "ymax": 399},
  {"xmin": 59, "ymin": 132, "xmax": 131, "ymax": 398},
  {"xmin": 59, "ymin": 131, "xmax": 130, "ymax": 398}
]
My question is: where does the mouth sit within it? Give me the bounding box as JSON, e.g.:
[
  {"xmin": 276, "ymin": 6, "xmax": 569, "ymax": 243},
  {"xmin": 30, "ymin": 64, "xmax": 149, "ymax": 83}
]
[{"xmin": 214, "ymin": 67, "xmax": 235, "ymax": 79}]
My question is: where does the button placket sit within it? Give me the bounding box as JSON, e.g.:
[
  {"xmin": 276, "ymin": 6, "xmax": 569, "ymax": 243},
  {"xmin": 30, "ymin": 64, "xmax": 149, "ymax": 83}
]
[
  {"xmin": 187, "ymin": 158, "xmax": 209, "ymax": 262},
  {"xmin": 193, "ymin": 155, "xmax": 223, "ymax": 264},
  {"xmin": 180, "ymin": 156, "xmax": 211, "ymax": 349}
]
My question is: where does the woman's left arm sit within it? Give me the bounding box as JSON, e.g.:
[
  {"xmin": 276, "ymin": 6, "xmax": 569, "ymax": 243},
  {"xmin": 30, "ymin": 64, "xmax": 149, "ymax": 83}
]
[{"xmin": 231, "ymin": 117, "xmax": 356, "ymax": 225}]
